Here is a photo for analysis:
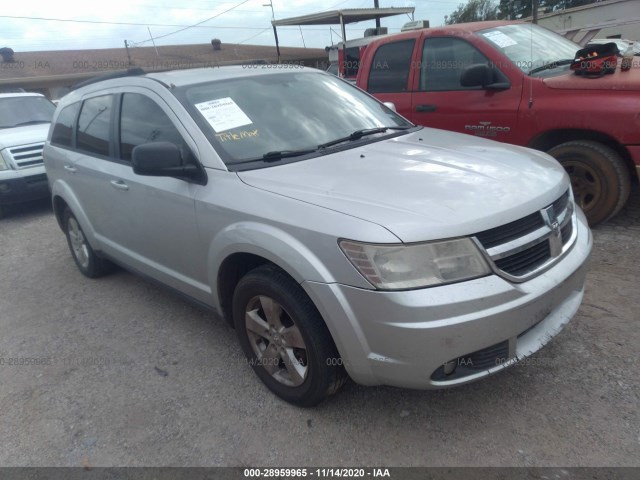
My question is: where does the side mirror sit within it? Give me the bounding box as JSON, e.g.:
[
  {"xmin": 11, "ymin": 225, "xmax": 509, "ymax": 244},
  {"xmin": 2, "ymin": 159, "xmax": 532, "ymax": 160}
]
[
  {"xmin": 460, "ymin": 64, "xmax": 510, "ymax": 90},
  {"xmin": 132, "ymin": 142, "xmax": 204, "ymax": 183},
  {"xmin": 383, "ymin": 101, "xmax": 397, "ymax": 112}
]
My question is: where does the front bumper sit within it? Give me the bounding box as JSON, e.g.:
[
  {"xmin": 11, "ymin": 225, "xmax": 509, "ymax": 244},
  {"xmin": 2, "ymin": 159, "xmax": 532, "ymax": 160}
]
[
  {"xmin": 0, "ymin": 169, "xmax": 49, "ymax": 206},
  {"xmin": 303, "ymin": 209, "xmax": 592, "ymax": 389}
]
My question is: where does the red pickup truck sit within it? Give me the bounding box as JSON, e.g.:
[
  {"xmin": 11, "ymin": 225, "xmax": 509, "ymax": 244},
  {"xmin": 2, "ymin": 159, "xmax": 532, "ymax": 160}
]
[{"xmin": 355, "ymin": 21, "xmax": 640, "ymax": 225}]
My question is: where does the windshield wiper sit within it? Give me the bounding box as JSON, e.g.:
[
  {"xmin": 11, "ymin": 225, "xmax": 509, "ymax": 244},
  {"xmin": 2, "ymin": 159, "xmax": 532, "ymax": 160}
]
[
  {"xmin": 318, "ymin": 126, "xmax": 412, "ymax": 149},
  {"xmin": 240, "ymin": 126, "xmax": 413, "ymax": 165},
  {"xmin": 261, "ymin": 148, "xmax": 317, "ymax": 162},
  {"xmin": 528, "ymin": 59, "xmax": 574, "ymax": 75}
]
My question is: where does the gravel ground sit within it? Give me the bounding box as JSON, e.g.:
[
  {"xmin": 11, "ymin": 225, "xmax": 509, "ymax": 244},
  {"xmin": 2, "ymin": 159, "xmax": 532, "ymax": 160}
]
[{"xmin": 0, "ymin": 188, "xmax": 638, "ymax": 467}]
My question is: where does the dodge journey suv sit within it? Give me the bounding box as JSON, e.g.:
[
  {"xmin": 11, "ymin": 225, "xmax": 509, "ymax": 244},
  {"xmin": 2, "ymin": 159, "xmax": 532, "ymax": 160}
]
[{"xmin": 44, "ymin": 67, "xmax": 592, "ymax": 406}]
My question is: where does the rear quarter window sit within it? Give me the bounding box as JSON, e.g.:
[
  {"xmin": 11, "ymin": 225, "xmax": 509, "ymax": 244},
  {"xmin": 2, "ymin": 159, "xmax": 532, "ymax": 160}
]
[{"xmin": 51, "ymin": 102, "xmax": 80, "ymax": 148}]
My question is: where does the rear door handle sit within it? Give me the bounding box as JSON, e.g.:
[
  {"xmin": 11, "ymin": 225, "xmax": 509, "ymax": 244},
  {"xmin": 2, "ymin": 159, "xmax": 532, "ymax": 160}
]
[
  {"xmin": 64, "ymin": 165, "xmax": 77, "ymax": 173},
  {"xmin": 416, "ymin": 104, "xmax": 437, "ymax": 113},
  {"xmin": 110, "ymin": 180, "xmax": 129, "ymax": 191}
]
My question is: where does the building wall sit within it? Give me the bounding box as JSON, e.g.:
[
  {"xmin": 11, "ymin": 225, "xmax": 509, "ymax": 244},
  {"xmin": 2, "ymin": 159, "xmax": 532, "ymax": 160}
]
[{"xmin": 537, "ymin": 0, "xmax": 640, "ymax": 41}]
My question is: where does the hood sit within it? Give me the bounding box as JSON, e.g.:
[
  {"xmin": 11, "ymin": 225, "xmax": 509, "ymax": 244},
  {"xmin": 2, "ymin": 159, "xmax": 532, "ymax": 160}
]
[
  {"xmin": 543, "ymin": 66, "xmax": 640, "ymax": 91},
  {"xmin": 237, "ymin": 129, "xmax": 569, "ymax": 243},
  {"xmin": 0, "ymin": 124, "xmax": 50, "ymax": 150}
]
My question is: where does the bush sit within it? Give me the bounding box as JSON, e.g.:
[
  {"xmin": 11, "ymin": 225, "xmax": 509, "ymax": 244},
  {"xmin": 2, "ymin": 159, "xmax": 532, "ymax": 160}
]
[{"xmin": 0, "ymin": 47, "xmax": 15, "ymax": 62}]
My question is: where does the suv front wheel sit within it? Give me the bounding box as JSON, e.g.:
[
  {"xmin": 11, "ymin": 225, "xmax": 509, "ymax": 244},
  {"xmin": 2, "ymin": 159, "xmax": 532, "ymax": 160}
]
[{"xmin": 232, "ymin": 265, "xmax": 346, "ymax": 406}]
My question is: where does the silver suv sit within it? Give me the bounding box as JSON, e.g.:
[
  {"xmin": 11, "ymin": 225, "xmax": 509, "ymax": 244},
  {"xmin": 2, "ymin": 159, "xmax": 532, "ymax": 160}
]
[
  {"xmin": 0, "ymin": 93, "xmax": 55, "ymax": 217},
  {"xmin": 44, "ymin": 67, "xmax": 592, "ymax": 406}
]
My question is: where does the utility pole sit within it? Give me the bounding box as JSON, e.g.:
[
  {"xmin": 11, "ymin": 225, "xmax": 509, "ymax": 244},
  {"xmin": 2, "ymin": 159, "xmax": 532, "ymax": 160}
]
[
  {"xmin": 147, "ymin": 27, "xmax": 159, "ymax": 57},
  {"xmin": 264, "ymin": 2, "xmax": 281, "ymax": 63},
  {"xmin": 374, "ymin": 0, "xmax": 381, "ymax": 33},
  {"xmin": 532, "ymin": 0, "xmax": 539, "ymax": 24},
  {"xmin": 124, "ymin": 40, "xmax": 132, "ymax": 66}
]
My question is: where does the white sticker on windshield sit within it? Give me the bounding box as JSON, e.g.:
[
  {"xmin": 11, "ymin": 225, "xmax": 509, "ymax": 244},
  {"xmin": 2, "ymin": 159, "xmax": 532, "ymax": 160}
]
[
  {"xmin": 483, "ymin": 31, "xmax": 517, "ymax": 48},
  {"xmin": 194, "ymin": 97, "xmax": 253, "ymax": 133}
]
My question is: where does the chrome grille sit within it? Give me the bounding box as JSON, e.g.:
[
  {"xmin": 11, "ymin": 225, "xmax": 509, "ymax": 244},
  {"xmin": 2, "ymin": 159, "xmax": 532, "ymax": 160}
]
[
  {"xmin": 473, "ymin": 190, "xmax": 576, "ymax": 281},
  {"xmin": 7, "ymin": 142, "xmax": 45, "ymax": 169},
  {"xmin": 475, "ymin": 211, "xmax": 544, "ymax": 248},
  {"xmin": 494, "ymin": 240, "xmax": 550, "ymax": 277},
  {"xmin": 552, "ymin": 190, "xmax": 570, "ymax": 218}
]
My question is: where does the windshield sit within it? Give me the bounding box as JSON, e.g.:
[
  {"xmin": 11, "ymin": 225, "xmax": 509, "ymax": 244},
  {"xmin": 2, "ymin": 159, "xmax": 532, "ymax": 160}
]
[
  {"xmin": 0, "ymin": 96, "xmax": 56, "ymax": 129},
  {"xmin": 479, "ymin": 24, "xmax": 580, "ymax": 76},
  {"xmin": 178, "ymin": 71, "xmax": 412, "ymax": 166}
]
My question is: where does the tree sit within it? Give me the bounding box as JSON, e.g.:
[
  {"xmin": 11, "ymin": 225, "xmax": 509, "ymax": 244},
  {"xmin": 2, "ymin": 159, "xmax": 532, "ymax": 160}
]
[
  {"xmin": 497, "ymin": 0, "xmax": 530, "ymax": 19},
  {"xmin": 446, "ymin": 0, "xmax": 600, "ymax": 24},
  {"xmin": 445, "ymin": 0, "xmax": 499, "ymax": 25}
]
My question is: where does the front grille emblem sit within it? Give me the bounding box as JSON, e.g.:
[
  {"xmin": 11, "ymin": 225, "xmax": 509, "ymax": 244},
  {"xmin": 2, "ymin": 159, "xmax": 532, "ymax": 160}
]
[
  {"xmin": 542, "ymin": 206, "xmax": 563, "ymax": 257},
  {"xmin": 474, "ymin": 190, "xmax": 574, "ymax": 281}
]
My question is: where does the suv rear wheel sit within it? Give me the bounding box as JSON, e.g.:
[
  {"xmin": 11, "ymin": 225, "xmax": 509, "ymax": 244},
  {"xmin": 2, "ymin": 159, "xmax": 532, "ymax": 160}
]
[
  {"xmin": 232, "ymin": 265, "xmax": 346, "ymax": 406},
  {"xmin": 548, "ymin": 140, "xmax": 630, "ymax": 226},
  {"xmin": 63, "ymin": 208, "xmax": 113, "ymax": 278}
]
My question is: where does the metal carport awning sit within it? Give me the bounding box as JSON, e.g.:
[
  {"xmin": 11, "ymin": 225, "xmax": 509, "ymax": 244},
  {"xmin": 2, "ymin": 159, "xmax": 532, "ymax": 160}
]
[{"xmin": 270, "ymin": 7, "xmax": 415, "ymax": 62}]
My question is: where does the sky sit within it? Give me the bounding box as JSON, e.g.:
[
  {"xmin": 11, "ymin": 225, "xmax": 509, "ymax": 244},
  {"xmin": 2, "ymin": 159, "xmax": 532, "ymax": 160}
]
[{"xmin": 1, "ymin": 0, "xmax": 464, "ymax": 52}]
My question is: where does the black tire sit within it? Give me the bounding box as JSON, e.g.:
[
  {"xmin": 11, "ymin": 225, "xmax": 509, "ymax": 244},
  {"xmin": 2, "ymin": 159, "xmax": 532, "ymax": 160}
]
[
  {"xmin": 63, "ymin": 208, "xmax": 113, "ymax": 278},
  {"xmin": 232, "ymin": 265, "xmax": 347, "ymax": 407},
  {"xmin": 547, "ymin": 140, "xmax": 630, "ymax": 226}
]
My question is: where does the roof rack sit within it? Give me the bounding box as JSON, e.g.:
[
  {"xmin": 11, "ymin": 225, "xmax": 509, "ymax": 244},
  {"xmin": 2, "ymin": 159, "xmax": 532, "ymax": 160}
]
[{"xmin": 70, "ymin": 68, "xmax": 146, "ymax": 91}]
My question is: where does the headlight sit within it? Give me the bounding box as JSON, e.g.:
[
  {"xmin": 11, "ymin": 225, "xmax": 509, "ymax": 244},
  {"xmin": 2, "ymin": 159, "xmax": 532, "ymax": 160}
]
[
  {"xmin": 339, "ymin": 238, "xmax": 491, "ymax": 290},
  {"xmin": 0, "ymin": 151, "xmax": 8, "ymax": 171}
]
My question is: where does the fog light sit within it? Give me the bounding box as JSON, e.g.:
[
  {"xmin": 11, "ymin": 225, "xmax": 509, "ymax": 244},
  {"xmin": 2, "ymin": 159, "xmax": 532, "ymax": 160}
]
[
  {"xmin": 443, "ymin": 360, "xmax": 457, "ymax": 376},
  {"xmin": 0, "ymin": 182, "xmax": 11, "ymax": 193}
]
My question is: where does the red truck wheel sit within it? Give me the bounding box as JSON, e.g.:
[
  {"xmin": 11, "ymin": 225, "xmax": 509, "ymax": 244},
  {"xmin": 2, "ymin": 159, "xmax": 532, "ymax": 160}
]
[{"xmin": 547, "ymin": 141, "xmax": 630, "ymax": 226}]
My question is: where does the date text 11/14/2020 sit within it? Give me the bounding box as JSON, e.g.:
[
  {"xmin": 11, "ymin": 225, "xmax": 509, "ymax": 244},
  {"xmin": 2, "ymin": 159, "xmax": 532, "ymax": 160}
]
[{"xmin": 244, "ymin": 468, "xmax": 391, "ymax": 478}]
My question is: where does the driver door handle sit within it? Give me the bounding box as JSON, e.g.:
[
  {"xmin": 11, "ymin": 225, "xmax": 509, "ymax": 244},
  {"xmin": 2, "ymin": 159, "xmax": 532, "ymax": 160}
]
[
  {"xmin": 64, "ymin": 165, "xmax": 77, "ymax": 173},
  {"xmin": 110, "ymin": 180, "xmax": 129, "ymax": 191},
  {"xmin": 416, "ymin": 104, "xmax": 437, "ymax": 113}
]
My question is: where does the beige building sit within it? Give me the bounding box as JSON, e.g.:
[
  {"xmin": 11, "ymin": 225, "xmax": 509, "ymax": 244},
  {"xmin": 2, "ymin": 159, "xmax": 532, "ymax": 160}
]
[
  {"xmin": 0, "ymin": 43, "xmax": 325, "ymax": 99},
  {"xmin": 536, "ymin": 0, "xmax": 640, "ymax": 43}
]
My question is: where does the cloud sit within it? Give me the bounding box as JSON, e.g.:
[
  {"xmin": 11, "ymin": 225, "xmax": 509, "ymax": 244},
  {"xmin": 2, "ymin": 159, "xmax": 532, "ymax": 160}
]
[{"xmin": 1, "ymin": 0, "xmax": 455, "ymax": 52}]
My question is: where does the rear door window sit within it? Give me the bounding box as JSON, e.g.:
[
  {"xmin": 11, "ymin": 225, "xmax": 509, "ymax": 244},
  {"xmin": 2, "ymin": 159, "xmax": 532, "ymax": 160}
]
[{"xmin": 367, "ymin": 40, "xmax": 415, "ymax": 94}]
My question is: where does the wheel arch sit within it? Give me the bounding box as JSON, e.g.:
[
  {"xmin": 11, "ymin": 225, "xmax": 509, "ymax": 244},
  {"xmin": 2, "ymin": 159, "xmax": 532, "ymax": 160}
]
[
  {"xmin": 216, "ymin": 252, "xmax": 273, "ymax": 326},
  {"xmin": 210, "ymin": 222, "xmax": 337, "ymax": 326},
  {"xmin": 52, "ymin": 195, "xmax": 68, "ymax": 231},
  {"xmin": 50, "ymin": 181, "xmax": 99, "ymax": 246},
  {"xmin": 528, "ymin": 129, "xmax": 636, "ymax": 182}
]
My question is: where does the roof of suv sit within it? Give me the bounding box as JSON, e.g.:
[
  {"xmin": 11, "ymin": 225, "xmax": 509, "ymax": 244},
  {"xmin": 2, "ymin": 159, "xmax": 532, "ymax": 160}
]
[
  {"xmin": 69, "ymin": 66, "xmax": 317, "ymax": 95},
  {"xmin": 145, "ymin": 65, "xmax": 308, "ymax": 87}
]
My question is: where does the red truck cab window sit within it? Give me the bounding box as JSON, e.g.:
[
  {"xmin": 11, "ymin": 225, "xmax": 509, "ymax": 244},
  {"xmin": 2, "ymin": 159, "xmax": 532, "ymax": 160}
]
[
  {"xmin": 419, "ymin": 37, "xmax": 490, "ymax": 91},
  {"xmin": 367, "ymin": 40, "xmax": 415, "ymax": 94}
]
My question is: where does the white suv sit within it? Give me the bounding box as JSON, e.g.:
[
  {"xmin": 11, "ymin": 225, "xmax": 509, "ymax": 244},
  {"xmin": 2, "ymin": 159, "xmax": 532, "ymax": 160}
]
[
  {"xmin": 0, "ymin": 93, "xmax": 55, "ymax": 217},
  {"xmin": 44, "ymin": 67, "xmax": 592, "ymax": 406}
]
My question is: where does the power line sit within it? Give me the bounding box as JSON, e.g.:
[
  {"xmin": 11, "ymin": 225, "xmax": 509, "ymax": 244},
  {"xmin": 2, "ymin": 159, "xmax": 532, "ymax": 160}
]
[
  {"xmin": 0, "ymin": 4, "xmax": 250, "ymax": 32},
  {"xmin": 238, "ymin": 27, "xmax": 273, "ymax": 45},
  {"xmin": 132, "ymin": 0, "xmax": 252, "ymax": 45},
  {"xmin": 0, "ymin": 14, "xmax": 234, "ymax": 28}
]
